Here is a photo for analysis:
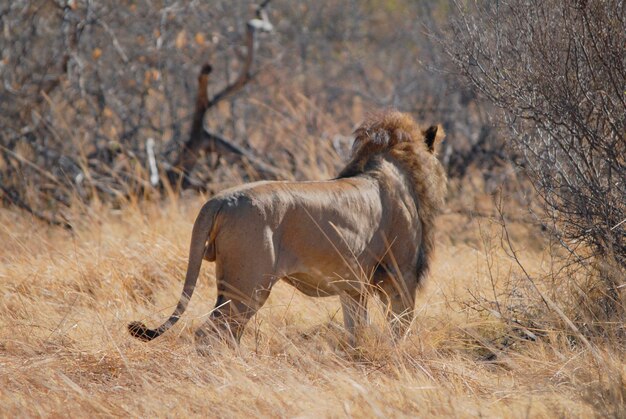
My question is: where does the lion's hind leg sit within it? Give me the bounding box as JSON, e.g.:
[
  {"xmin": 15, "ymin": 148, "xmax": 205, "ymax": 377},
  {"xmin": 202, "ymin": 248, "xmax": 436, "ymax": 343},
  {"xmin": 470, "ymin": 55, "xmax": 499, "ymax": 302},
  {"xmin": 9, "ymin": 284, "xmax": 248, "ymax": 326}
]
[{"xmin": 194, "ymin": 257, "xmax": 277, "ymax": 354}]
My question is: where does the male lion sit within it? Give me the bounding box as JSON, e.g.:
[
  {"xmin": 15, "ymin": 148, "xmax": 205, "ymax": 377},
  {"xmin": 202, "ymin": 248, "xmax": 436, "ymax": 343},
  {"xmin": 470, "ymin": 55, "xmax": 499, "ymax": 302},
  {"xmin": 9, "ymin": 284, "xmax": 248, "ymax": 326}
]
[{"xmin": 129, "ymin": 111, "xmax": 447, "ymax": 349}]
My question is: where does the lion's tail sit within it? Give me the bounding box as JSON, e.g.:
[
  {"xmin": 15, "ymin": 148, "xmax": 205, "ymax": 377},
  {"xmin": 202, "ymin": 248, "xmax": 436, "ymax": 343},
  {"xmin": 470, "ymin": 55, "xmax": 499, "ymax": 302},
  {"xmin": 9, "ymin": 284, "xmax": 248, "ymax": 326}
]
[{"xmin": 128, "ymin": 200, "xmax": 220, "ymax": 341}]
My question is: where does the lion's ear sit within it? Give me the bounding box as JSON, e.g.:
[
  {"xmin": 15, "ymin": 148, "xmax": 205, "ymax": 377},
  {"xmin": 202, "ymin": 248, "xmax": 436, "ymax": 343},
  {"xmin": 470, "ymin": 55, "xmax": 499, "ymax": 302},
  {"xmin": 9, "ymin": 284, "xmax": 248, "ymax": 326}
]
[{"xmin": 423, "ymin": 125, "xmax": 445, "ymax": 153}]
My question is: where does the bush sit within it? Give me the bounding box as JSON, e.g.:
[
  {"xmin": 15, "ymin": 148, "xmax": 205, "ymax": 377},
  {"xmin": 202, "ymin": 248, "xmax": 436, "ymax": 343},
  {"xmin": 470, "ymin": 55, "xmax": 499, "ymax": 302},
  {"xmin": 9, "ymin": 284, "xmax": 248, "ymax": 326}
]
[{"xmin": 444, "ymin": 0, "xmax": 625, "ymax": 270}]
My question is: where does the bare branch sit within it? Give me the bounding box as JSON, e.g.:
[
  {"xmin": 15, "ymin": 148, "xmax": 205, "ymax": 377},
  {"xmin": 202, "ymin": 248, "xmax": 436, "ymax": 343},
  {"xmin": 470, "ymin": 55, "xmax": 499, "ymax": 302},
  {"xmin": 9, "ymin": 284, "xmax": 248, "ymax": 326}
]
[{"xmin": 167, "ymin": 0, "xmax": 276, "ymax": 187}]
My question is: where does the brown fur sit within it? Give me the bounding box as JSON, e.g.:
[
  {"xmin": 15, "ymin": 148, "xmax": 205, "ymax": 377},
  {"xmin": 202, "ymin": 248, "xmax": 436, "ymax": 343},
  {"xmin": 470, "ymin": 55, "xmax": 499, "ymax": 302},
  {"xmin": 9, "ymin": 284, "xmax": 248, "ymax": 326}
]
[{"xmin": 128, "ymin": 110, "xmax": 447, "ymax": 349}]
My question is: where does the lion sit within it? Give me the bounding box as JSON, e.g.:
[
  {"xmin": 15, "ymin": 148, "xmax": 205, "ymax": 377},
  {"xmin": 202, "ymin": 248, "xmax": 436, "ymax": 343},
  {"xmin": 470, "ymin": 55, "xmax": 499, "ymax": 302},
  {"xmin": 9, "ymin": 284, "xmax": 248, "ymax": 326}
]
[{"xmin": 128, "ymin": 111, "xmax": 447, "ymax": 349}]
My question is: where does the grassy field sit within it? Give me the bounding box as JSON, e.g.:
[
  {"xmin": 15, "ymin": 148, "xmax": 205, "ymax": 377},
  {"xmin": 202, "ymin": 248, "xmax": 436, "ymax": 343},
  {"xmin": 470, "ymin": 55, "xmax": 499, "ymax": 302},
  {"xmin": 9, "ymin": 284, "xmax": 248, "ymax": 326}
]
[
  {"xmin": 1, "ymin": 1, "xmax": 623, "ymax": 417},
  {"xmin": 1, "ymin": 190, "xmax": 623, "ymax": 418}
]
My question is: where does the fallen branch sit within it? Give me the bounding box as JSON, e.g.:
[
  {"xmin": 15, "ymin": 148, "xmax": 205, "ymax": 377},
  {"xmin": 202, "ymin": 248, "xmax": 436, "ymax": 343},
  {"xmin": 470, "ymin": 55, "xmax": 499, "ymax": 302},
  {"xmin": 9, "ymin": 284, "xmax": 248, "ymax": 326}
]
[
  {"xmin": 0, "ymin": 184, "xmax": 72, "ymax": 230},
  {"xmin": 203, "ymin": 129, "xmax": 289, "ymax": 180}
]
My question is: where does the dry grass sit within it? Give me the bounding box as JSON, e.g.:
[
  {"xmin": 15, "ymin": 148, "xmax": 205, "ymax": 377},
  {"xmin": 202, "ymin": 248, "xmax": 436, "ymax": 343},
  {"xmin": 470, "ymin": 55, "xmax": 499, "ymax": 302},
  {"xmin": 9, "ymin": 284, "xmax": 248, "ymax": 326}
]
[
  {"xmin": 1, "ymin": 190, "xmax": 623, "ymax": 418},
  {"xmin": 2, "ymin": 2, "xmax": 623, "ymax": 416}
]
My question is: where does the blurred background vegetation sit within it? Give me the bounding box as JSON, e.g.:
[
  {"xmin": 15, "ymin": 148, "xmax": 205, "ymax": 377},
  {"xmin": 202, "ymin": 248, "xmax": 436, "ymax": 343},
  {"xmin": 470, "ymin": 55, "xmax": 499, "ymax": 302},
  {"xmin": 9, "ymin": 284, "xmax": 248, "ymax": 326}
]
[{"xmin": 0, "ymin": 0, "xmax": 504, "ymax": 214}]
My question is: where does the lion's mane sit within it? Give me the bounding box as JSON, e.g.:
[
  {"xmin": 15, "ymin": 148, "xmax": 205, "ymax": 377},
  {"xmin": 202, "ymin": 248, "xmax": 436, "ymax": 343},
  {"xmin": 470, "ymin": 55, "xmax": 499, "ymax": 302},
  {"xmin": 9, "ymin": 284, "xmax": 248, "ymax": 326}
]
[{"xmin": 339, "ymin": 111, "xmax": 447, "ymax": 281}]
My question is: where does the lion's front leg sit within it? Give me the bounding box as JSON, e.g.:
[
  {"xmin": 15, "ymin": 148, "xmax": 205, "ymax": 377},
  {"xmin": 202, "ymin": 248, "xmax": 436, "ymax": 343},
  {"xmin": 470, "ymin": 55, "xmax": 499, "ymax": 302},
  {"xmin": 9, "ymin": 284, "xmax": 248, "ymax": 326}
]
[
  {"xmin": 340, "ymin": 293, "xmax": 369, "ymax": 347},
  {"xmin": 376, "ymin": 270, "xmax": 418, "ymax": 338}
]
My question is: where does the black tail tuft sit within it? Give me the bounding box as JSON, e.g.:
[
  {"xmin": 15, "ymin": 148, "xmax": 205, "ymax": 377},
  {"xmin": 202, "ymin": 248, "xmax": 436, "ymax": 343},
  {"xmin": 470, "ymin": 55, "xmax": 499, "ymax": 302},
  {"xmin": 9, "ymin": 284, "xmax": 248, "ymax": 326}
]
[{"xmin": 128, "ymin": 321, "xmax": 159, "ymax": 341}]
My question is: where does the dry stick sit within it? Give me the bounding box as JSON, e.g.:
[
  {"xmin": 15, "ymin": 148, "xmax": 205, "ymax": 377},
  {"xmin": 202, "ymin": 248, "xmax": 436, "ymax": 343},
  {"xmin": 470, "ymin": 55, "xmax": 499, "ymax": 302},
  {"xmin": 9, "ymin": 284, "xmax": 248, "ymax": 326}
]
[
  {"xmin": 443, "ymin": 207, "xmax": 528, "ymax": 224},
  {"xmin": 610, "ymin": 217, "xmax": 626, "ymax": 231},
  {"xmin": 146, "ymin": 138, "xmax": 159, "ymax": 187}
]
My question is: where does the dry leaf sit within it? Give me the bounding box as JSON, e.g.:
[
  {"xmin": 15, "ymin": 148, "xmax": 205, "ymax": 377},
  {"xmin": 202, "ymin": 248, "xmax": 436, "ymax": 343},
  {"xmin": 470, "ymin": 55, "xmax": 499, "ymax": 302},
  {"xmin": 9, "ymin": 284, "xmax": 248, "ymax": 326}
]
[
  {"xmin": 175, "ymin": 30, "xmax": 187, "ymax": 49},
  {"xmin": 194, "ymin": 32, "xmax": 205, "ymax": 46}
]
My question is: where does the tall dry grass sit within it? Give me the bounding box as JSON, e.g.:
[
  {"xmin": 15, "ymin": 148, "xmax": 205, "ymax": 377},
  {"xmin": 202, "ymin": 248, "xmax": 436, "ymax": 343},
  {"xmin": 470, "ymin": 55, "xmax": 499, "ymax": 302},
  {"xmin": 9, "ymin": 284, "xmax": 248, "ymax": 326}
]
[
  {"xmin": 1, "ymin": 186, "xmax": 623, "ymax": 417},
  {"xmin": 2, "ymin": 2, "xmax": 623, "ymax": 416}
]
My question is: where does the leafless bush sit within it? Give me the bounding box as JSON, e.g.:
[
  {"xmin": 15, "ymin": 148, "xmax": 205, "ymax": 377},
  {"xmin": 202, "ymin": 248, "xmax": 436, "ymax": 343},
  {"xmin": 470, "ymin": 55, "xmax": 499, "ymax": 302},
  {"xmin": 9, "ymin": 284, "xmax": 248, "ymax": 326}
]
[
  {"xmin": 1, "ymin": 1, "xmax": 279, "ymax": 219},
  {"xmin": 445, "ymin": 0, "xmax": 626, "ymax": 270}
]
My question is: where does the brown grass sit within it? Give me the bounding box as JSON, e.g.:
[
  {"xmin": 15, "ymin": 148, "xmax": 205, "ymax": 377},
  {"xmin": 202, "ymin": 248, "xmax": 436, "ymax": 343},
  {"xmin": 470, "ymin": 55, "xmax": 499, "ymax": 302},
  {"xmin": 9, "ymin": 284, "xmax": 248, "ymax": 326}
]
[
  {"xmin": 1, "ymin": 189, "xmax": 623, "ymax": 418},
  {"xmin": 3, "ymin": 2, "xmax": 623, "ymax": 416}
]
